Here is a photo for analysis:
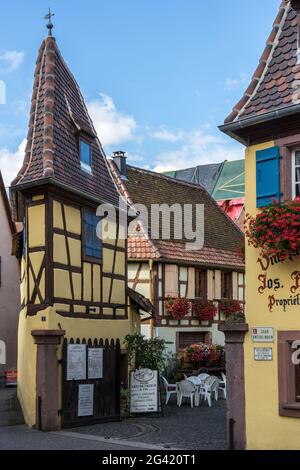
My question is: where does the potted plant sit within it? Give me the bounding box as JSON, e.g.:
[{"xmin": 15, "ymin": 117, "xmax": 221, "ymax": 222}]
[
  {"xmin": 193, "ymin": 300, "xmax": 217, "ymax": 322},
  {"xmin": 245, "ymin": 199, "xmax": 300, "ymax": 262},
  {"xmin": 164, "ymin": 296, "xmax": 191, "ymax": 320}
]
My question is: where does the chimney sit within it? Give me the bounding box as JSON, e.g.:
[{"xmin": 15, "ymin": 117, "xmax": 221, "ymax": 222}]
[{"xmin": 113, "ymin": 151, "xmax": 127, "ymax": 179}]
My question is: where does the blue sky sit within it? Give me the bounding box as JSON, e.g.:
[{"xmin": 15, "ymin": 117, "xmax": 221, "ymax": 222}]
[{"xmin": 0, "ymin": 0, "xmax": 279, "ymax": 186}]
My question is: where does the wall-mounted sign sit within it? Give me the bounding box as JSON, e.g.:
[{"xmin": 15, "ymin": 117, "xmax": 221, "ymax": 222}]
[
  {"xmin": 252, "ymin": 327, "xmax": 274, "ymax": 343},
  {"xmin": 67, "ymin": 344, "xmax": 86, "ymax": 381},
  {"xmin": 88, "ymin": 348, "xmax": 103, "ymax": 379},
  {"xmin": 254, "ymin": 347, "xmax": 273, "ymax": 361},
  {"xmin": 78, "ymin": 384, "xmax": 94, "ymax": 417},
  {"xmin": 0, "ymin": 340, "xmax": 6, "ymax": 365},
  {"xmin": 130, "ymin": 369, "xmax": 159, "ymax": 414}
]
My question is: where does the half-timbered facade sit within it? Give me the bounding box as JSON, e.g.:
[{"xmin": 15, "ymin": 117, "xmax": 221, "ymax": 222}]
[
  {"xmin": 110, "ymin": 157, "xmax": 245, "ymax": 353},
  {"xmin": 10, "ymin": 34, "xmax": 140, "ymax": 429}
]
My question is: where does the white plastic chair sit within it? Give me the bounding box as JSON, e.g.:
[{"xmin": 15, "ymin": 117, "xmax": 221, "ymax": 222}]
[
  {"xmin": 177, "ymin": 380, "xmax": 197, "ymax": 408},
  {"xmin": 197, "ymin": 373, "xmax": 209, "ymax": 383},
  {"xmin": 162, "ymin": 376, "xmax": 178, "ymax": 405},
  {"xmin": 219, "ymin": 372, "xmax": 227, "ymax": 399},
  {"xmin": 199, "ymin": 376, "xmax": 219, "ymax": 407}
]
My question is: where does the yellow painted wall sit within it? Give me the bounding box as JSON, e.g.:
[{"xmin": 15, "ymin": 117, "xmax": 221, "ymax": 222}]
[
  {"xmin": 244, "ymin": 141, "xmax": 300, "ymax": 449},
  {"xmin": 18, "ymin": 197, "xmax": 131, "ymax": 428},
  {"xmin": 17, "ymin": 307, "xmax": 51, "ymax": 427}
]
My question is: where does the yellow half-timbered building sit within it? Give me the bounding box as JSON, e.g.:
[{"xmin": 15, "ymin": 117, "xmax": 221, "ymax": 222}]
[{"xmin": 10, "ymin": 32, "xmax": 143, "ymax": 430}]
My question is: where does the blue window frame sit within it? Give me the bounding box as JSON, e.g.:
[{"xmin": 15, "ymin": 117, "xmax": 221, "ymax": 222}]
[
  {"xmin": 80, "ymin": 139, "xmax": 91, "ymax": 168},
  {"xmin": 256, "ymin": 146, "xmax": 280, "ymax": 208},
  {"xmin": 83, "ymin": 210, "xmax": 102, "ymax": 261}
]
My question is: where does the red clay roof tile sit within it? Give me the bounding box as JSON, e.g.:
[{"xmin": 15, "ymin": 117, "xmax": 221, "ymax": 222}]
[
  {"xmin": 11, "ymin": 36, "xmax": 120, "ymax": 208},
  {"xmin": 224, "ymin": 1, "xmax": 299, "ymax": 124}
]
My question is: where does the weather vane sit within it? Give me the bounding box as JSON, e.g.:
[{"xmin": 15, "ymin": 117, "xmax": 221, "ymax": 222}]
[{"xmin": 43, "ymin": 8, "xmax": 54, "ymax": 36}]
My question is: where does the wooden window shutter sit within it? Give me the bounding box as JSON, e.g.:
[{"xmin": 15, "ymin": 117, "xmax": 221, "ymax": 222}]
[
  {"xmin": 83, "ymin": 211, "xmax": 102, "ymax": 259},
  {"xmin": 256, "ymin": 146, "xmax": 280, "ymax": 208}
]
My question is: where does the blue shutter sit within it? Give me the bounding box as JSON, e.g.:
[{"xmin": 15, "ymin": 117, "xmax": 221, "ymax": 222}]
[
  {"xmin": 84, "ymin": 211, "xmax": 95, "ymax": 257},
  {"xmin": 92, "ymin": 214, "xmax": 102, "ymax": 259},
  {"xmin": 256, "ymin": 146, "xmax": 280, "ymax": 208},
  {"xmin": 83, "ymin": 211, "xmax": 102, "ymax": 260}
]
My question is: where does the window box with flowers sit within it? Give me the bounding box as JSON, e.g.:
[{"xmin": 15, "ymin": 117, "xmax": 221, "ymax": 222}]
[
  {"xmin": 219, "ymin": 299, "xmax": 245, "ymax": 323},
  {"xmin": 193, "ymin": 300, "xmax": 218, "ymax": 324},
  {"xmin": 245, "ymin": 199, "xmax": 300, "ymax": 262},
  {"xmin": 164, "ymin": 297, "xmax": 191, "ymax": 320}
]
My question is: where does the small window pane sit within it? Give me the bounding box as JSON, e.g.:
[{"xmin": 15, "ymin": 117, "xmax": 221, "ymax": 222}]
[
  {"xmin": 296, "ymin": 184, "xmax": 300, "ymax": 198},
  {"xmin": 295, "ymin": 152, "xmax": 300, "ymax": 166},
  {"xmin": 80, "ymin": 140, "xmax": 91, "ymax": 166},
  {"xmin": 179, "ymin": 267, "xmax": 188, "ymax": 282}
]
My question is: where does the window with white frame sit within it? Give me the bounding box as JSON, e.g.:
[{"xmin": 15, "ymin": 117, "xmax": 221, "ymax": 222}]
[{"xmin": 292, "ymin": 149, "xmax": 300, "ymax": 198}]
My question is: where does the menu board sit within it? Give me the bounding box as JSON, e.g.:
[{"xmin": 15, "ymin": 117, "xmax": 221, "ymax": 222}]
[
  {"xmin": 88, "ymin": 348, "xmax": 103, "ymax": 379},
  {"xmin": 130, "ymin": 369, "xmax": 159, "ymax": 413},
  {"xmin": 67, "ymin": 344, "xmax": 86, "ymax": 381},
  {"xmin": 78, "ymin": 384, "xmax": 94, "ymax": 417}
]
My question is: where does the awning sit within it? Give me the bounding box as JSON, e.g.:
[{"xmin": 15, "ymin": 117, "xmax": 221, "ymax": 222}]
[{"xmin": 128, "ymin": 287, "xmax": 153, "ymax": 319}]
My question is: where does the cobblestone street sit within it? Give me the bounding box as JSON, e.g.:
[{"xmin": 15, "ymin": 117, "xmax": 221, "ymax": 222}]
[
  {"xmin": 0, "ymin": 396, "xmax": 227, "ymax": 450},
  {"xmin": 66, "ymin": 399, "xmax": 227, "ymax": 451}
]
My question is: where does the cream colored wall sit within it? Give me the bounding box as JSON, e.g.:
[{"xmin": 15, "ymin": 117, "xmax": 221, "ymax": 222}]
[
  {"xmin": 0, "ymin": 192, "xmax": 20, "ymax": 373},
  {"xmin": 152, "ymin": 325, "xmax": 225, "ymax": 353},
  {"xmin": 128, "ymin": 262, "xmax": 151, "ymax": 299},
  {"xmin": 244, "ymin": 141, "xmax": 300, "ymax": 449}
]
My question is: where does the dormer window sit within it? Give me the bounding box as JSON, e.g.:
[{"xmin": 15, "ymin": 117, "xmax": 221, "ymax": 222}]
[{"xmin": 80, "ymin": 138, "xmax": 92, "ymax": 173}]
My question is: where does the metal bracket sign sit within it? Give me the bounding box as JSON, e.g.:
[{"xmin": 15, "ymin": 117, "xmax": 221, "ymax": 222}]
[
  {"xmin": 130, "ymin": 369, "xmax": 161, "ymax": 414},
  {"xmin": 252, "ymin": 327, "xmax": 274, "ymax": 343}
]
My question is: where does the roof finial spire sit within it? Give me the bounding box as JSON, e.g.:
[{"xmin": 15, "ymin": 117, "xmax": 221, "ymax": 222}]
[{"xmin": 43, "ymin": 8, "xmax": 54, "ymax": 36}]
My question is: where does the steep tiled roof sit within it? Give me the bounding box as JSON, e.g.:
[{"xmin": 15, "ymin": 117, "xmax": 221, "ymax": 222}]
[
  {"xmin": 111, "ymin": 162, "xmax": 244, "ymax": 269},
  {"xmin": 11, "ymin": 36, "xmax": 120, "ymax": 207},
  {"xmin": 224, "ymin": 1, "xmax": 299, "ymax": 124}
]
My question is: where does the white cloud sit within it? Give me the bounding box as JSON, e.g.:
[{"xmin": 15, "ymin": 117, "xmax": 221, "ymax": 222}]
[
  {"xmin": 87, "ymin": 93, "xmax": 137, "ymax": 147},
  {"xmin": 225, "ymin": 73, "xmax": 248, "ymax": 90},
  {"xmin": 153, "ymin": 128, "xmax": 243, "ymax": 173},
  {"xmin": 150, "ymin": 127, "xmax": 183, "ymax": 143},
  {"xmin": 0, "ymin": 51, "xmax": 25, "ymax": 73},
  {"xmin": 0, "ymin": 139, "xmax": 26, "ymax": 187}
]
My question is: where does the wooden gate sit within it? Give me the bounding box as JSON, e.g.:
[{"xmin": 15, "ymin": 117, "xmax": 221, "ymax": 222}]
[{"xmin": 62, "ymin": 338, "xmax": 121, "ymax": 428}]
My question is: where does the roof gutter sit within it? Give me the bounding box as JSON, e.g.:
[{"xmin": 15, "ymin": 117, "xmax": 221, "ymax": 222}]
[
  {"xmin": 10, "ymin": 177, "xmax": 133, "ymax": 218},
  {"xmin": 219, "ymin": 103, "xmax": 300, "ymax": 145}
]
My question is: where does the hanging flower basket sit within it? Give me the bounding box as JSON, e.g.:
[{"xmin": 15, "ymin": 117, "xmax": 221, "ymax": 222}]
[
  {"xmin": 245, "ymin": 199, "xmax": 300, "ymax": 262},
  {"xmin": 193, "ymin": 300, "xmax": 217, "ymax": 322},
  {"xmin": 165, "ymin": 297, "xmax": 191, "ymax": 320},
  {"xmin": 219, "ymin": 299, "xmax": 244, "ymax": 320}
]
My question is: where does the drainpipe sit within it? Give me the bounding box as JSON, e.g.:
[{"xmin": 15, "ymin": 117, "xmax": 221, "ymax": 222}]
[{"xmin": 149, "ymin": 259, "xmax": 154, "ymax": 338}]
